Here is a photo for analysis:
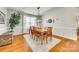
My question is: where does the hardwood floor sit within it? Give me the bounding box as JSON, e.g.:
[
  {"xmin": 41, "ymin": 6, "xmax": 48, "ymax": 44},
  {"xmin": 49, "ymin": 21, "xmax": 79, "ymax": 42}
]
[
  {"xmin": 0, "ymin": 35, "xmax": 32, "ymax": 52},
  {"xmin": 49, "ymin": 35, "xmax": 78, "ymax": 52},
  {"xmin": 0, "ymin": 34, "xmax": 78, "ymax": 52}
]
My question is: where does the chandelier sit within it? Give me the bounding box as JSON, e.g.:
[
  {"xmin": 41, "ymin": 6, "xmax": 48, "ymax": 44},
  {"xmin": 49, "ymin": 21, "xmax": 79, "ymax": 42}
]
[{"xmin": 36, "ymin": 7, "xmax": 42, "ymax": 28}]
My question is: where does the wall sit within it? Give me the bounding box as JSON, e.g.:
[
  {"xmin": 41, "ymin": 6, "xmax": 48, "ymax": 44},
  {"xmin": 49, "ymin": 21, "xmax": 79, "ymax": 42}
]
[
  {"xmin": 0, "ymin": 7, "xmax": 7, "ymax": 35},
  {"xmin": 42, "ymin": 7, "xmax": 78, "ymax": 40}
]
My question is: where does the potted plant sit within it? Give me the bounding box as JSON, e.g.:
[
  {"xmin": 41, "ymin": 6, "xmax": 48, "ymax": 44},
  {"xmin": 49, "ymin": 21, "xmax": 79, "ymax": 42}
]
[{"xmin": 9, "ymin": 12, "xmax": 20, "ymax": 32}]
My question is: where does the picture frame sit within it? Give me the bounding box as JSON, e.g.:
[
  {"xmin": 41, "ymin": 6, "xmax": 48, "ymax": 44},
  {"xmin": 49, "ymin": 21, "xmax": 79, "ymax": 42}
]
[{"xmin": 0, "ymin": 11, "xmax": 5, "ymax": 24}]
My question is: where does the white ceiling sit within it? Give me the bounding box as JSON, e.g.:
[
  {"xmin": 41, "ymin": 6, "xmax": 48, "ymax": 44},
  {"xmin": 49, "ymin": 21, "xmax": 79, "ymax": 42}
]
[{"xmin": 8, "ymin": 7, "xmax": 52, "ymax": 15}]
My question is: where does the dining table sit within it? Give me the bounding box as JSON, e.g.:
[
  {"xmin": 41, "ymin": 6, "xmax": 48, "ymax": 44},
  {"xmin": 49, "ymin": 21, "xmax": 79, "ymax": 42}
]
[{"xmin": 31, "ymin": 27, "xmax": 47, "ymax": 45}]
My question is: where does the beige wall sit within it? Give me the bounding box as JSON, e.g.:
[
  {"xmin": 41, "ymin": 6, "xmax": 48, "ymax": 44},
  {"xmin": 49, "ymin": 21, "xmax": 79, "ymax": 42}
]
[
  {"xmin": 0, "ymin": 7, "xmax": 8, "ymax": 35},
  {"xmin": 42, "ymin": 7, "xmax": 78, "ymax": 40}
]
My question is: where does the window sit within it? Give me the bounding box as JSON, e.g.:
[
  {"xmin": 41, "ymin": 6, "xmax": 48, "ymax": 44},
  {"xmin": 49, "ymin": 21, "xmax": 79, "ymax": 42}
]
[
  {"xmin": 23, "ymin": 15, "xmax": 36, "ymax": 33},
  {"xmin": 30, "ymin": 17, "xmax": 36, "ymax": 26}
]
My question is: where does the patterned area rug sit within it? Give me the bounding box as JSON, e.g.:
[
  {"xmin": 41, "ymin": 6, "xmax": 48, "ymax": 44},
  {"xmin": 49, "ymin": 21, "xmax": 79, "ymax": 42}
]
[{"xmin": 24, "ymin": 35, "xmax": 61, "ymax": 52}]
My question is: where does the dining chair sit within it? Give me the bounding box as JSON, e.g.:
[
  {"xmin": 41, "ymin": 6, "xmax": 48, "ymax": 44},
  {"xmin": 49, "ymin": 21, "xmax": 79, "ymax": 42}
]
[
  {"xmin": 77, "ymin": 27, "xmax": 79, "ymax": 41},
  {"xmin": 30, "ymin": 27, "xmax": 35, "ymax": 39},
  {"xmin": 32, "ymin": 27, "xmax": 44, "ymax": 45},
  {"xmin": 46, "ymin": 27, "xmax": 52, "ymax": 43},
  {"xmin": 30, "ymin": 27, "xmax": 38, "ymax": 41}
]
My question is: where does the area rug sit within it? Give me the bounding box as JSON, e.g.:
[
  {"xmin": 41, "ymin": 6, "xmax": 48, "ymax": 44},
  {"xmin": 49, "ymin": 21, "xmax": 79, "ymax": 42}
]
[{"xmin": 24, "ymin": 35, "xmax": 61, "ymax": 52}]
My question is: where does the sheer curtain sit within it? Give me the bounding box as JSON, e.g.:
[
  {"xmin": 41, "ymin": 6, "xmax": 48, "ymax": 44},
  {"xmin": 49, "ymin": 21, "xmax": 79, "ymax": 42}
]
[{"xmin": 23, "ymin": 15, "xmax": 36, "ymax": 33}]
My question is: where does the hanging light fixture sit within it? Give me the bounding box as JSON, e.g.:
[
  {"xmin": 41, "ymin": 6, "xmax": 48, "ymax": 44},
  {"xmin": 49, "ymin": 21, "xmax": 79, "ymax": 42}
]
[
  {"xmin": 37, "ymin": 7, "xmax": 40, "ymax": 16},
  {"xmin": 36, "ymin": 7, "xmax": 42, "ymax": 27}
]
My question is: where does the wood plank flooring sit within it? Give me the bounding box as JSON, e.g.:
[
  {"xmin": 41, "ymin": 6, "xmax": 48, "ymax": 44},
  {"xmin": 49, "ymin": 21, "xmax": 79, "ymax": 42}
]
[
  {"xmin": 49, "ymin": 35, "xmax": 78, "ymax": 52},
  {"xmin": 0, "ymin": 34, "xmax": 78, "ymax": 52},
  {"xmin": 0, "ymin": 35, "xmax": 32, "ymax": 52}
]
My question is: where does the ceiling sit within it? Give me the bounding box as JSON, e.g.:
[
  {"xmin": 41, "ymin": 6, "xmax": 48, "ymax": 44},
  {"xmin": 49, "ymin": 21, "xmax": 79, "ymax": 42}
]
[{"xmin": 8, "ymin": 7, "xmax": 52, "ymax": 15}]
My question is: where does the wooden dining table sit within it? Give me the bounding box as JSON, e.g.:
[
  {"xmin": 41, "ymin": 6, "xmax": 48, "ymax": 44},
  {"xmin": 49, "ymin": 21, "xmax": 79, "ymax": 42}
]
[{"xmin": 31, "ymin": 27, "xmax": 47, "ymax": 45}]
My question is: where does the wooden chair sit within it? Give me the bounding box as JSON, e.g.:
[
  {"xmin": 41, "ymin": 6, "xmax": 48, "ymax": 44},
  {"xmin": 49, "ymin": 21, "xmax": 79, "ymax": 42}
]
[
  {"xmin": 46, "ymin": 27, "xmax": 52, "ymax": 43},
  {"xmin": 77, "ymin": 27, "xmax": 79, "ymax": 41},
  {"xmin": 35, "ymin": 28, "xmax": 45, "ymax": 45},
  {"xmin": 30, "ymin": 26, "xmax": 34, "ymax": 35},
  {"xmin": 30, "ymin": 27, "xmax": 37, "ymax": 41},
  {"xmin": 30, "ymin": 27, "xmax": 44, "ymax": 45}
]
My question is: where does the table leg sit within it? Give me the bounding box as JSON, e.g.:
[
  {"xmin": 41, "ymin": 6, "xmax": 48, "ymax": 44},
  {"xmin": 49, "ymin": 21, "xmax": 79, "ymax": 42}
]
[
  {"xmin": 40, "ymin": 34, "xmax": 43, "ymax": 45},
  {"xmin": 50, "ymin": 35, "xmax": 52, "ymax": 41},
  {"xmin": 46, "ymin": 36, "xmax": 48, "ymax": 44}
]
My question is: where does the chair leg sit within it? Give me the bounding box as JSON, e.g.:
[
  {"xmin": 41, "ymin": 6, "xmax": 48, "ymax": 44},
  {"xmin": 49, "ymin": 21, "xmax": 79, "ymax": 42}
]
[
  {"xmin": 34, "ymin": 35, "xmax": 36, "ymax": 41},
  {"xmin": 50, "ymin": 35, "xmax": 52, "ymax": 41},
  {"xmin": 46, "ymin": 36, "xmax": 48, "ymax": 44},
  {"xmin": 40, "ymin": 35, "xmax": 43, "ymax": 45},
  {"xmin": 31, "ymin": 34, "xmax": 33, "ymax": 38}
]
